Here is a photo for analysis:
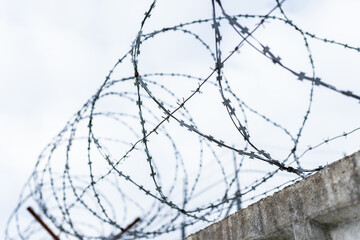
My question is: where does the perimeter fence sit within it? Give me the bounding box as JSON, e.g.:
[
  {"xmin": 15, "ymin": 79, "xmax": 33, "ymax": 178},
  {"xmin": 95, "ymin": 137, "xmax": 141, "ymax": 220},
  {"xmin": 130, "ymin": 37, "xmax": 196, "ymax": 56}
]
[{"xmin": 5, "ymin": 1, "xmax": 360, "ymax": 239}]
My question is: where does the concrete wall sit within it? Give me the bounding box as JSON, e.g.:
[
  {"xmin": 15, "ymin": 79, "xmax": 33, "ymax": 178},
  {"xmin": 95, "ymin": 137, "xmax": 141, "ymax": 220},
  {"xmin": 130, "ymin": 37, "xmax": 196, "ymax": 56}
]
[{"xmin": 185, "ymin": 151, "xmax": 360, "ymax": 240}]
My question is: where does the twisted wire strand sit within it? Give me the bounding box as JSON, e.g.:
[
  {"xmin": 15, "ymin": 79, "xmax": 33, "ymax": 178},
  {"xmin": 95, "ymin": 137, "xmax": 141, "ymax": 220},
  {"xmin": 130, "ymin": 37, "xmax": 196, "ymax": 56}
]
[{"xmin": 5, "ymin": 1, "xmax": 360, "ymax": 239}]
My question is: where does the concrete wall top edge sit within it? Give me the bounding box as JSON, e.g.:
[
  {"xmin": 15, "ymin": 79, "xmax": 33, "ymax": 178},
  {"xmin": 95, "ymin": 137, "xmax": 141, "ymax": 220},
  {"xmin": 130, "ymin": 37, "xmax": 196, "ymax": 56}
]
[{"xmin": 184, "ymin": 150, "xmax": 360, "ymax": 240}]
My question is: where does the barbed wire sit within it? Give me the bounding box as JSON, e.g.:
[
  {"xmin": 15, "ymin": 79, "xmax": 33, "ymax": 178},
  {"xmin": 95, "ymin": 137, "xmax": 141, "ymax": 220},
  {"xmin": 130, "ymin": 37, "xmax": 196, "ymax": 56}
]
[{"xmin": 5, "ymin": 0, "xmax": 360, "ymax": 239}]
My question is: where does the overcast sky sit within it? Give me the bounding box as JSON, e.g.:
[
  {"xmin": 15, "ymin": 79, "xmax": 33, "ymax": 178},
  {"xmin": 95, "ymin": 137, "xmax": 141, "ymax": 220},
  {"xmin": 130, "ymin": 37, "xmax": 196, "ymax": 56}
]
[{"xmin": 1, "ymin": 0, "xmax": 360, "ymax": 238}]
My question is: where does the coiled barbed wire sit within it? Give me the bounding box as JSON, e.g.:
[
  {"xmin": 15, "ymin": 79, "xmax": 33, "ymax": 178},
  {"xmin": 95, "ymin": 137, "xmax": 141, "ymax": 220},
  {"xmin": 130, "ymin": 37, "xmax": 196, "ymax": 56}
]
[{"xmin": 6, "ymin": 1, "xmax": 360, "ymax": 239}]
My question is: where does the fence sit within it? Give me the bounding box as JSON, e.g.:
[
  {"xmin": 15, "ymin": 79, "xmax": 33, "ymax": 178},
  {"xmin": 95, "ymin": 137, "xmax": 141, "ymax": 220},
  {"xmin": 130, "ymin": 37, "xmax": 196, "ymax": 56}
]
[{"xmin": 5, "ymin": 1, "xmax": 360, "ymax": 239}]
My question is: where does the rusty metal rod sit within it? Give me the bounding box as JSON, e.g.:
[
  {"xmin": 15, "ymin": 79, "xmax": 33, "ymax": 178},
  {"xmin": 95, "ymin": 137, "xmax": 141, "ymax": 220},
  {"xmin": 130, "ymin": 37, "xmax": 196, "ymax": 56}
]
[
  {"xmin": 110, "ymin": 217, "xmax": 141, "ymax": 240},
  {"xmin": 27, "ymin": 207, "xmax": 60, "ymax": 240}
]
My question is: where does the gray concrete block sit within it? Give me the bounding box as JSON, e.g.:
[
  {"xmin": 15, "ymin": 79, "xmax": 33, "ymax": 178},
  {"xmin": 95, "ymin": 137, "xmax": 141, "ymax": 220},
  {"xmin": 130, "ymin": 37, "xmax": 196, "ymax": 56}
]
[{"xmin": 185, "ymin": 151, "xmax": 360, "ymax": 240}]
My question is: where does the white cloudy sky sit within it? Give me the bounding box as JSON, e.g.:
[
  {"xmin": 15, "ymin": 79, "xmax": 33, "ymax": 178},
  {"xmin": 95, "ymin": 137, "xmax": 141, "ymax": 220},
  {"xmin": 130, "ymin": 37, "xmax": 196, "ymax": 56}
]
[{"xmin": 1, "ymin": 0, "xmax": 359, "ymax": 238}]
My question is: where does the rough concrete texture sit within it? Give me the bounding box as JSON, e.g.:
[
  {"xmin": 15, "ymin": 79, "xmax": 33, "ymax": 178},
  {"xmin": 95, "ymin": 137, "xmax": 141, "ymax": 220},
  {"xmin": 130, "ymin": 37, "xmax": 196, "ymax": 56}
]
[{"xmin": 185, "ymin": 151, "xmax": 360, "ymax": 240}]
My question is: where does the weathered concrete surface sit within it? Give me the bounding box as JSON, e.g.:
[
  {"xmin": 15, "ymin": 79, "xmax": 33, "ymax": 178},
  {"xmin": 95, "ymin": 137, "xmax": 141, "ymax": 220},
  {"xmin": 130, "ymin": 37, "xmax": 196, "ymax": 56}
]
[{"xmin": 185, "ymin": 151, "xmax": 360, "ymax": 240}]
